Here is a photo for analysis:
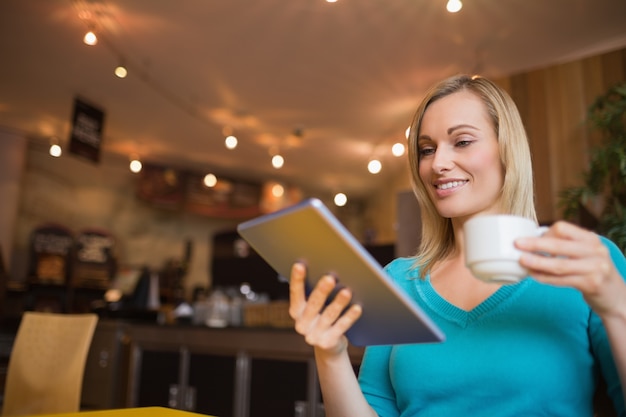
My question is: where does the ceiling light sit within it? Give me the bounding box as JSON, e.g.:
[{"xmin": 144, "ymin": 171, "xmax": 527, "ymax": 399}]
[
  {"xmin": 446, "ymin": 0, "xmax": 462, "ymax": 13},
  {"xmin": 272, "ymin": 154, "xmax": 284, "ymax": 169},
  {"xmin": 225, "ymin": 135, "xmax": 238, "ymax": 150},
  {"xmin": 129, "ymin": 158, "xmax": 142, "ymax": 173},
  {"xmin": 392, "ymin": 142, "xmax": 405, "ymax": 157},
  {"xmin": 204, "ymin": 173, "xmax": 217, "ymax": 187},
  {"xmin": 114, "ymin": 65, "xmax": 128, "ymax": 78},
  {"xmin": 83, "ymin": 30, "xmax": 98, "ymax": 46},
  {"xmin": 49, "ymin": 144, "xmax": 62, "ymax": 158},
  {"xmin": 271, "ymin": 183, "xmax": 285, "ymax": 198},
  {"xmin": 334, "ymin": 193, "xmax": 347, "ymax": 207},
  {"xmin": 368, "ymin": 159, "xmax": 382, "ymax": 174}
]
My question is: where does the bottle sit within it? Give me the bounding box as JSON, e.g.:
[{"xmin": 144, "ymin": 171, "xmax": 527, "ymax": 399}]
[
  {"xmin": 228, "ymin": 295, "xmax": 243, "ymax": 327},
  {"xmin": 205, "ymin": 288, "xmax": 229, "ymax": 328}
]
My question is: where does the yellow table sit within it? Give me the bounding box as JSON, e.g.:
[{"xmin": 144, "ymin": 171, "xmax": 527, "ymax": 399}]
[{"xmin": 30, "ymin": 407, "xmax": 215, "ymax": 417}]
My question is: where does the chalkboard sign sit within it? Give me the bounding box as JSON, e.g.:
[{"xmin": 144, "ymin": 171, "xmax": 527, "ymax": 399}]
[
  {"xmin": 68, "ymin": 97, "xmax": 105, "ymax": 163},
  {"xmin": 29, "ymin": 224, "xmax": 74, "ymax": 284}
]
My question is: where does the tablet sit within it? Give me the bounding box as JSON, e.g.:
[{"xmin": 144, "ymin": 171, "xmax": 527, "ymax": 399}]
[{"xmin": 236, "ymin": 198, "xmax": 445, "ymax": 346}]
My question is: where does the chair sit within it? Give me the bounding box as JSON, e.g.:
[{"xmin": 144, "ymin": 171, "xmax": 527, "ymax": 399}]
[{"xmin": 1, "ymin": 312, "xmax": 98, "ymax": 416}]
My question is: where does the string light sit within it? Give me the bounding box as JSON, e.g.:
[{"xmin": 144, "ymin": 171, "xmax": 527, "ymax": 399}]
[
  {"xmin": 446, "ymin": 0, "xmax": 462, "ymax": 13},
  {"xmin": 49, "ymin": 138, "xmax": 63, "ymax": 158},
  {"xmin": 271, "ymin": 183, "xmax": 285, "ymax": 198},
  {"xmin": 334, "ymin": 193, "xmax": 347, "ymax": 207},
  {"xmin": 392, "ymin": 142, "xmax": 405, "ymax": 157},
  {"xmin": 272, "ymin": 154, "xmax": 284, "ymax": 169},
  {"xmin": 83, "ymin": 30, "xmax": 98, "ymax": 46},
  {"xmin": 129, "ymin": 158, "xmax": 142, "ymax": 173},
  {"xmin": 368, "ymin": 159, "xmax": 382, "ymax": 174},
  {"xmin": 114, "ymin": 64, "xmax": 128, "ymax": 78},
  {"xmin": 76, "ymin": 4, "xmax": 424, "ymax": 184},
  {"xmin": 204, "ymin": 173, "xmax": 217, "ymax": 187},
  {"xmin": 225, "ymin": 135, "xmax": 238, "ymax": 150}
]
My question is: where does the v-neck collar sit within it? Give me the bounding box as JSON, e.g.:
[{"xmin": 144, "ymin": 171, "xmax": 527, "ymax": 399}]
[{"xmin": 416, "ymin": 274, "xmax": 532, "ymax": 328}]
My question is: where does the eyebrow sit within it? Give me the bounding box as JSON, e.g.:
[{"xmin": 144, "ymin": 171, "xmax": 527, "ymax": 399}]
[
  {"xmin": 417, "ymin": 123, "xmax": 480, "ymax": 142},
  {"xmin": 447, "ymin": 124, "xmax": 479, "ymax": 135}
]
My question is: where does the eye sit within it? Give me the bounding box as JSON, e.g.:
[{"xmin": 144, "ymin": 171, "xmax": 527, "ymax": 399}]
[
  {"xmin": 418, "ymin": 146, "xmax": 435, "ymax": 157},
  {"xmin": 455, "ymin": 139, "xmax": 473, "ymax": 148}
]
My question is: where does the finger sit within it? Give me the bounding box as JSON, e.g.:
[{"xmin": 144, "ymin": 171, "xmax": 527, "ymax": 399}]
[
  {"xmin": 520, "ymin": 249, "xmax": 612, "ymax": 293},
  {"xmin": 330, "ymin": 304, "xmax": 363, "ymax": 336},
  {"xmin": 305, "ymin": 289, "xmax": 363, "ymax": 350},
  {"xmin": 516, "ymin": 223, "xmax": 601, "ymax": 259},
  {"xmin": 293, "ymin": 274, "xmax": 337, "ymax": 337},
  {"xmin": 320, "ymin": 304, "xmax": 363, "ymax": 349},
  {"xmin": 289, "ymin": 262, "xmax": 307, "ymax": 312},
  {"xmin": 315, "ymin": 287, "xmax": 354, "ymax": 327},
  {"xmin": 314, "ymin": 287, "xmax": 363, "ymax": 340},
  {"xmin": 303, "ymin": 275, "xmax": 337, "ymax": 315},
  {"xmin": 520, "ymin": 251, "xmax": 583, "ymax": 277},
  {"xmin": 538, "ymin": 220, "xmax": 597, "ymax": 240}
]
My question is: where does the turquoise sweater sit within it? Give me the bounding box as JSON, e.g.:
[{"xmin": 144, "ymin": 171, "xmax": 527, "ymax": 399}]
[{"xmin": 358, "ymin": 237, "xmax": 626, "ymax": 416}]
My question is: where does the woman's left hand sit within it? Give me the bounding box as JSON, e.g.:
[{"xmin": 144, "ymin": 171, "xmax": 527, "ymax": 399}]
[{"xmin": 515, "ymin": 220, "xmax": 626, "ymax": 318}]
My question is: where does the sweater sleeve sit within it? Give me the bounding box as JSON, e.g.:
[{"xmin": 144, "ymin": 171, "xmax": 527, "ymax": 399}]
[
  {"xmin": 358, "ymin": 344, "xmax": 400, "ymax": 417},
  {"xmin": 590, "ymin": 236, "xmax": 626, "ymax": 416}
]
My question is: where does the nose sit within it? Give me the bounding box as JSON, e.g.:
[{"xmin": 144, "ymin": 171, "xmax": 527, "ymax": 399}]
[{"xmin": 431, "ymin": 147, "xmax": 454, "ymax": 173}]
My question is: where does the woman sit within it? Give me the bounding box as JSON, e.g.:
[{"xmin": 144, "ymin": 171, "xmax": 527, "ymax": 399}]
[{"xmin": 289, "ymin": 74, "xmax": 626, "ymax": 416}]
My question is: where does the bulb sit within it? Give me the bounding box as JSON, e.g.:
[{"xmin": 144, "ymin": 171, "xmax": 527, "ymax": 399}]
[
  {"xmin": 114, "ymin": 65, "xmax": 127, "ymax": 78},
  {"xmin": 272, "ymin": 154, "xmax": 284, "ymax": 169},
  {"xmin": 446, "ymin": 0, "xmax": 462, "ymax": 13},
  {"xmin": 271, "ymin": 183, "xmax": 284, "ymax": 198},
  {"xmin": 392, "ymin": 142, "xmax": 405, "ymax": 157},
  {"xmin": 334, "ymin": 193, "xmax": 347, "ymax": 207},
  {"xmin": 49, "ymin": 144, "xmax": 62, "ymax": 157},
  {"xmin": 225, "ymin": 135, "xmax": 238, "ymax": 149},
  {"xmin": 368, "ymin": 159, "xmax": 382, "ymax": 174},
  {"xmin": 204, "ymin": 173, "xmax": 217, "ymax": 187},
  {"xmin": 83, "ymin": 31, "xmax": 98, "ymax": 46},
  {"xmin": 129, "ymin": 159, "xmax": 142, "ymax": 173}
]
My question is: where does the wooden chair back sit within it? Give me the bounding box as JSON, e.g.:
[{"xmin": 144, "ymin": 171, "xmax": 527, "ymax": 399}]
[{"xmin": 1, "ymin": 312, "xmax": 98, "ymax": 416}]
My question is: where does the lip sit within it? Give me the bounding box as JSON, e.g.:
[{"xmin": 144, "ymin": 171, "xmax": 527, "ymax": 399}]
[{"xmin": 432, "ymin": 179, "xmax": 468, "ymax": 197}]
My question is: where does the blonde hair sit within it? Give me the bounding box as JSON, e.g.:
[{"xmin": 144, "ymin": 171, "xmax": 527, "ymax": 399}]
[{"xmin": 407, "ymin": 74, "xmax": 537, "ymax": 278}]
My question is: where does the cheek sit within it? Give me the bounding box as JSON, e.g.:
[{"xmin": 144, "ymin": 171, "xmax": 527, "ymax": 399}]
[
  {"xmin": 418, "ymin": 160, "xmax": 430, "ymax": 183},
  {"xmin": 471, "ymin": 148, "xmax": 502, "ymax": 179}
]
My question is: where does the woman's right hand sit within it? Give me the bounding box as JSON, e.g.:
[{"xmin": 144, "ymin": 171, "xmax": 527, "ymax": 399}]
[{"xmin": 289, "ymin": 262, "xmax": 363, "ymax": 356}]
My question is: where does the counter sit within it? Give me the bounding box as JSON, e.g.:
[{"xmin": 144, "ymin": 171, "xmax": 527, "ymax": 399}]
[{"xmin": 83, "ymin": 320, "xmax": 364, "ymax": 417}]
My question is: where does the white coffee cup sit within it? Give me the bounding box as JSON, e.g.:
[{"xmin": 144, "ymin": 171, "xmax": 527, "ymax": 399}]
[{"xmin": 463, "ymin": 214, "xmax": 547, "ymax": 284}]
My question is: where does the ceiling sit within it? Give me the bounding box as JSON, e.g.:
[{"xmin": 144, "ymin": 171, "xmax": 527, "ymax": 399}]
[{"xmin": 1, "ymin": 0, "xmax": 626, "ymax": 199}]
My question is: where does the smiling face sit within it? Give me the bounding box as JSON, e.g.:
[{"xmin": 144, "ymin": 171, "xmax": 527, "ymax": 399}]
[{"xmin": 417, "ymin": 90, "xmax": 504, "ymax": 222}]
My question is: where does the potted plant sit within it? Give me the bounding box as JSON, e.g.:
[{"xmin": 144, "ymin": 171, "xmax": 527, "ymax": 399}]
[{"xmin": 559, "ymin": 81, "xmax": 626, "ymax": 253}]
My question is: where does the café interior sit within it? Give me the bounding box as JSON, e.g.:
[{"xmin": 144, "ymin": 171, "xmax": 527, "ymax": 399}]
[{"xmin": 0, "ymin": 1, "xmax": 626, "ymax": 416}]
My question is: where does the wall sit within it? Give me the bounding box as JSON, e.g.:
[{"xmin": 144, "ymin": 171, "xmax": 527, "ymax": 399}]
[
  {"xmin": 500, "ymin": 47, "xmax": 626, "ymax": 224},
  {"xmin": 10, "ymin": 143, "xmax": 362, "ymax": 299},
  {"xmin": 0, "ymin": 129, "xmax": 27, "ymax": 269},
  {"xmin": 11, "ymin": 143, "xmax": 241, "ymax": 297}
]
